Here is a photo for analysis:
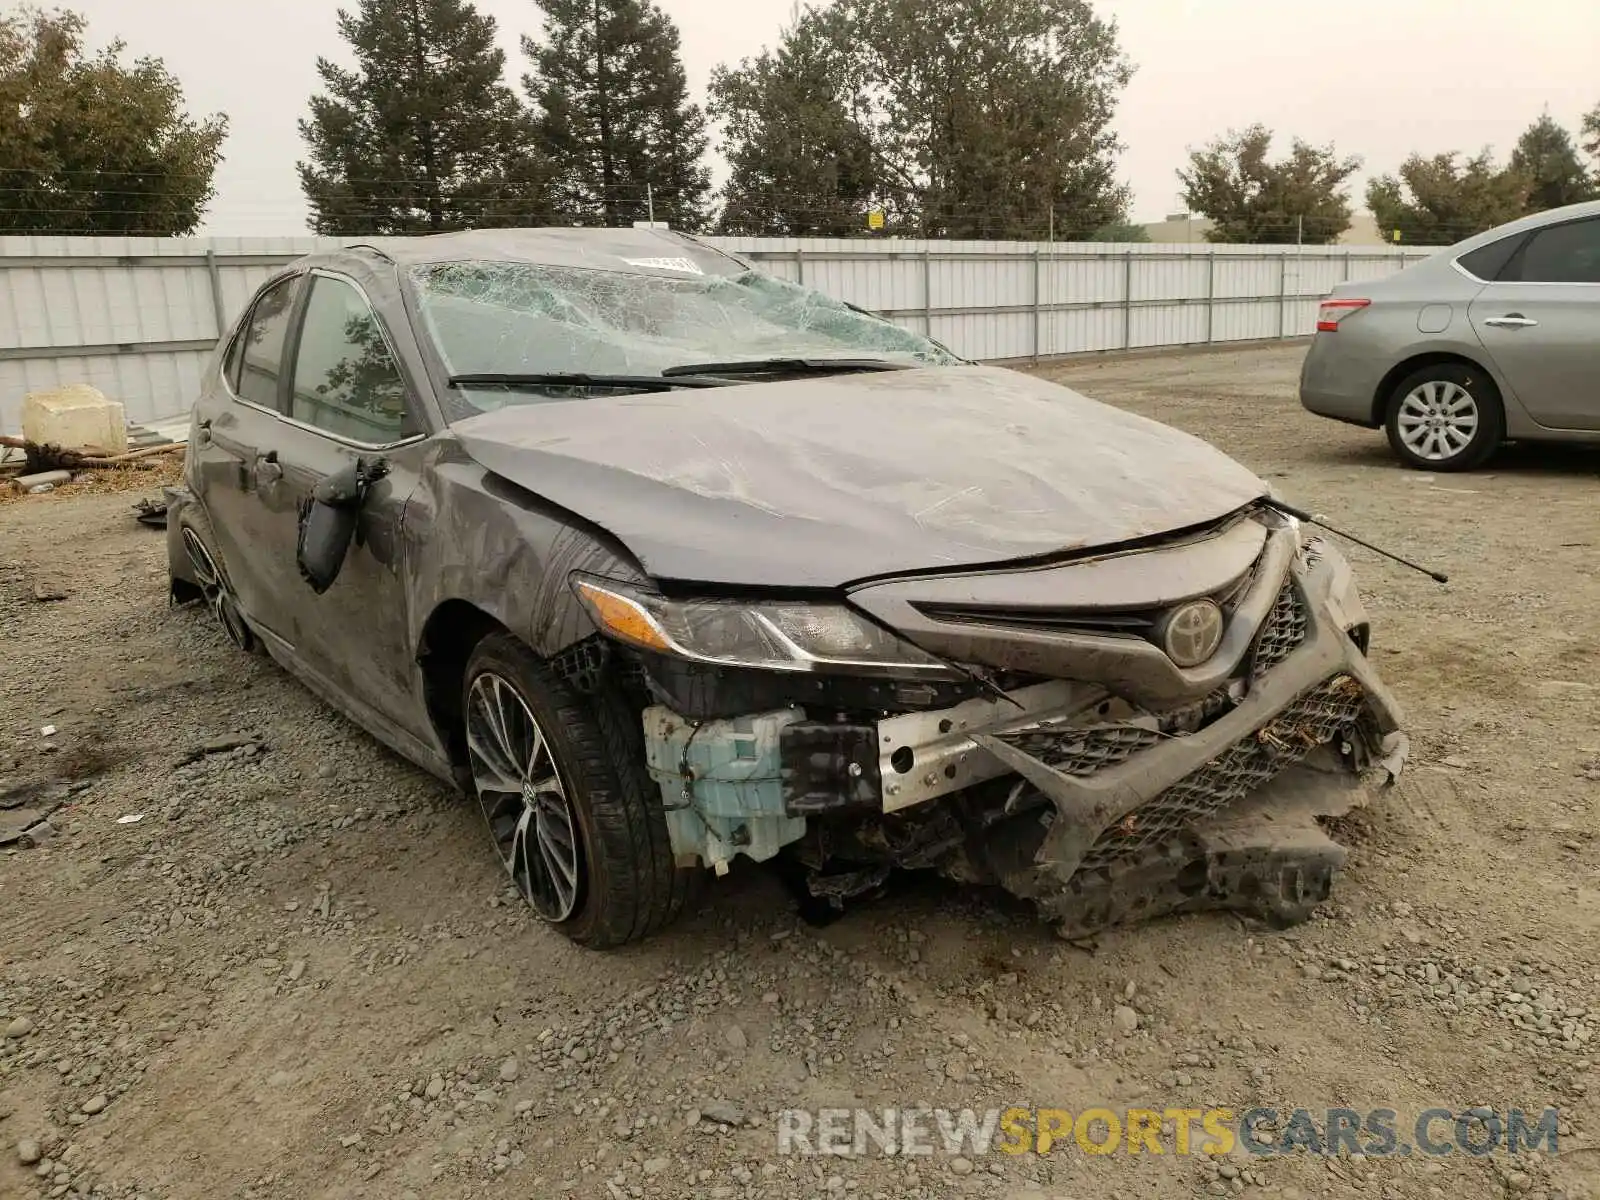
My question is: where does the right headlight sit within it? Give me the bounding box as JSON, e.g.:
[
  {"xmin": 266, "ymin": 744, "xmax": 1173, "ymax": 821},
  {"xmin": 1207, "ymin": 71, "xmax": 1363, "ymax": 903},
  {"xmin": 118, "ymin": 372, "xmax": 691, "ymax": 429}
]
[{"xmin": 570, "ymin": 575, "xmax": 958, "ymax": 678}]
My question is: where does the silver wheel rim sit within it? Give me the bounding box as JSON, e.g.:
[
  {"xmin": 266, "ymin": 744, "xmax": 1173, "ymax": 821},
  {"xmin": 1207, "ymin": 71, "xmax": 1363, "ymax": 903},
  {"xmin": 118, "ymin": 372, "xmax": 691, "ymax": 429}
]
[
  {"xmin": 465, "ymin": 672, "xmax": 582, "ymax": 922},
  {"xmin": 183, "ymin": 526, "xmax": 251, "ymax": 650},
  {"xmin": 1397, "ymin": 381, "xmax": 1479, "ymax": 461}
]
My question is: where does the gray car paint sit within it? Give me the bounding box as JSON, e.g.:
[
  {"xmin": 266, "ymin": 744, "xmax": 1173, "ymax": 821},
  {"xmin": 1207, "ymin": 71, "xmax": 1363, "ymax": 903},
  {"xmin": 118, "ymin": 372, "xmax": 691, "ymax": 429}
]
[
  {"xmin": 169, "ymin": 227, "xmax": 1266, "ymax": 786},
  {"xmin": 165, "ymin": 226, "xmax": 1406, "ymax": 941},
  {"xmin": 1299, "ymin": 198, "xmax": 1600, "ymax": 440},
  {"xmin": 452, "ymin": 364, "xmax": 1269, "ymax": 589}
]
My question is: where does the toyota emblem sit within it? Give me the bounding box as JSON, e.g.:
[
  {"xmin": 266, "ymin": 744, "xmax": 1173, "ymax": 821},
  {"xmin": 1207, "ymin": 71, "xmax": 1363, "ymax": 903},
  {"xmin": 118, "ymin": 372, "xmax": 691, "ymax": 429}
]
[{"xmin": 1159, "ymin": 599, "xmax": 1224, "ymax": 668}]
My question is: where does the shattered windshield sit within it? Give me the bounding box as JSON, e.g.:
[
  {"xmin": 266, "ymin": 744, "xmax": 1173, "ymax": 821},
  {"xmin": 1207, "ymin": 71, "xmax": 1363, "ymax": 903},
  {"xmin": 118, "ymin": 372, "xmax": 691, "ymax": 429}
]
[{"xmin": 408, "ymin": 259, "xmax": 960, "ymax": 416}]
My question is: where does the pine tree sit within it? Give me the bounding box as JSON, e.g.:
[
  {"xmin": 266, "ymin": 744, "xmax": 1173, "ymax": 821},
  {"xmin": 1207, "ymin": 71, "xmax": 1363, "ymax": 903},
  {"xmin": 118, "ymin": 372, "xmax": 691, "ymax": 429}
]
[
  {"xmin": 298, "ymin": 0, "xmax": 549, "ymax": 235},
  {"xmin": 841, "ymin": 0, "xmax": 1133, "ymax": 240},
  {"xmin": 522, "ymin": 0, "xmax": 710, "ymax": 229},
  {"xmin": 709, "ymin": 7, "xmax": 879, "ymax": 237},
  {"xmin": 1509, "ymin": 113, "xmax": 1595, "ymax": 212},
  {"xmin": 712, "ymin": 0, "xmax": 1133, "ymax": 240}
]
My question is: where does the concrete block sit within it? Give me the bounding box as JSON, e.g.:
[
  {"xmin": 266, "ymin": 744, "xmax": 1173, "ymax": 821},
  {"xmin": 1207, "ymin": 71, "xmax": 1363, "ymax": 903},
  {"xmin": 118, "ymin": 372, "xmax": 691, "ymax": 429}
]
[
  {"xmin": 12, "ymin": 469, "xmax": 72, "ymax": 491},
  {"xmin": 21, "ymin": 384, "xmax": 127, "ymax": 455}
]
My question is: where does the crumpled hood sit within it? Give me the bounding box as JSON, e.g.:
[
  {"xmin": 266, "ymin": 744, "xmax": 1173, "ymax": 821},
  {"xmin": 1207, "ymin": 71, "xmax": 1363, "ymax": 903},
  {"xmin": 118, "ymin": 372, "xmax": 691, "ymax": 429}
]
[{"xmin": 451, "ymin": 365, "xmax": 1268, "ymax": 589}]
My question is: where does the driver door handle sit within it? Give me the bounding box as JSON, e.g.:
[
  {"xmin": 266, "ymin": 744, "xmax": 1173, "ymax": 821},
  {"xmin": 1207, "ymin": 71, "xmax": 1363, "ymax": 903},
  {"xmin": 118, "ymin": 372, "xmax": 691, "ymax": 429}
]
[
  {"xmin": 1483, "ymin": 314, "xmax": 1538, "ymax": 328},
  {"xmin": 254, "ymin": 450, "xmax": 282, "ymax": 485}
]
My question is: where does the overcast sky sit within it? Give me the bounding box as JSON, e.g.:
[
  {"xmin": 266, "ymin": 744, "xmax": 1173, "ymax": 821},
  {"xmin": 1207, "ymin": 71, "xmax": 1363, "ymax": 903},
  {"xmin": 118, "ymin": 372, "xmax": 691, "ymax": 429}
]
[{"xmin": 67, "ymin": 0, "xmax": 1600, "ymax": 235}]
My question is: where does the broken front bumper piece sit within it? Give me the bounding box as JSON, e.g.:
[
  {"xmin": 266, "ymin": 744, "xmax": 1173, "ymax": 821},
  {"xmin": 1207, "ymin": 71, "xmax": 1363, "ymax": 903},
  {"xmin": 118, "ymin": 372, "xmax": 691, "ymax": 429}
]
[{"xmin": 640, "ymin": 534, "xmax": 1408, "ymax": 933}]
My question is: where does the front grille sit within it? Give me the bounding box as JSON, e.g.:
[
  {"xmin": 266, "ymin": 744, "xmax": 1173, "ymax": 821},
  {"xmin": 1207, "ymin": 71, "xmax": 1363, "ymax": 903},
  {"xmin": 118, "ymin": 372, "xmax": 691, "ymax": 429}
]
[
  {"xmin": 1077, "ymin": 674, "xmax": 1366, "ymax": 870},
  {"xmin": 994, "ymin": 723, "xmax": 1163, "ymax": 775},
  {"xmin": 1251, "ymin": 579, "xmax": 1307, "ymax": 678}
]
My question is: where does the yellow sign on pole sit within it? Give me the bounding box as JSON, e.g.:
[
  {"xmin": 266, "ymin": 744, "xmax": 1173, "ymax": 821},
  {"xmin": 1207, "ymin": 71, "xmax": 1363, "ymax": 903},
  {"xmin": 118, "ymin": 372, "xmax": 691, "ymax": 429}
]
[
  {"xmin": 1392, "ymin": 228, "xmax": 1402, "ymax": 244},
  {"xmin": 867, "ymin": 209, "xmax": 885, "ymax": 231}
]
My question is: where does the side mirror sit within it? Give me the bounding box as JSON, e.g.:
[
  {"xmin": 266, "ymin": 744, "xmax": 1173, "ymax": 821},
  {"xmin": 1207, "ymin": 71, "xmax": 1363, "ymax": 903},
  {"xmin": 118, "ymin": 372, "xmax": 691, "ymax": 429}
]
[{"xmin": 297, "ymin": 457, "xmax": 389, "ymax": 594}]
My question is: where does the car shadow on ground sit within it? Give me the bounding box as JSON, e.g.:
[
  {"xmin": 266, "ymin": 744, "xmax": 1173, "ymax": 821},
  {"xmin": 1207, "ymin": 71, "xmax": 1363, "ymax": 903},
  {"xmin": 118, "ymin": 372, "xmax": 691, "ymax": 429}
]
[{"xmin": 1296, "ymin": 438, "xmax": 1600, "ymax": 479}]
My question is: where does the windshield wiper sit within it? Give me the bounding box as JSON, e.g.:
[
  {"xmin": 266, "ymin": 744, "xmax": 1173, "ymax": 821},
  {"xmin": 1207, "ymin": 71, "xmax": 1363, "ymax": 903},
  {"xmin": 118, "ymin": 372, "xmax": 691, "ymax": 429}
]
[
  {"xmin": 448, "ymin": 372, "xmax": 732, "ymax": 392},
  {"xmin": 660, "ymin": 357, "xmax": 910, "ymax": 378}
]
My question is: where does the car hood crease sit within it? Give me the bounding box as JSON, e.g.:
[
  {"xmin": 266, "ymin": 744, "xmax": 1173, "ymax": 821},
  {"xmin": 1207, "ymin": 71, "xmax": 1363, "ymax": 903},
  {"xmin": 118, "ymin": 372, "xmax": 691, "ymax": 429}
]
[{"xmin": 451, "ymin": 365, "xmax": 1268, "ymax": 589}]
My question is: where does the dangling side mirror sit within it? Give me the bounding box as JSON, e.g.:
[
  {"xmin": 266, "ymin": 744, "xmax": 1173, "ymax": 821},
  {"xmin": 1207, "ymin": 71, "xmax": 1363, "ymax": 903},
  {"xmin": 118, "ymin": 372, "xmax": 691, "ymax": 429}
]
[{"xmin": 297, "ymin": 457, "xmax": 389, "ymax": 594}]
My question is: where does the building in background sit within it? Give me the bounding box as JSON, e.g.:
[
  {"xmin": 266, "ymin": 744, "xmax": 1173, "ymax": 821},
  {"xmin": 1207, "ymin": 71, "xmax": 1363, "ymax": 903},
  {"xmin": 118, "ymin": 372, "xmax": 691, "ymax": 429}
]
[{"xmin": 1141, "ymin": 211, "xmax": 1393, "ymax": 246}]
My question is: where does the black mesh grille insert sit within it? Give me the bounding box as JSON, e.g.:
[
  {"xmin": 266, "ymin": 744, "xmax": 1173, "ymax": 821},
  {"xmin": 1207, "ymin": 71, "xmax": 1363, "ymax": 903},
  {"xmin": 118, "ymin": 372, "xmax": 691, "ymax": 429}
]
[
  {"xmin": 1077, "ymin": 674, "xmax": 1366, "ymax": 870},
  {"xmin": 1252, "ymin": 579, "xmax": 1308, "ymax": 678},
  {"xmin": 994, "ymin": 723, "xmax": 1164, "ymax": 775}
]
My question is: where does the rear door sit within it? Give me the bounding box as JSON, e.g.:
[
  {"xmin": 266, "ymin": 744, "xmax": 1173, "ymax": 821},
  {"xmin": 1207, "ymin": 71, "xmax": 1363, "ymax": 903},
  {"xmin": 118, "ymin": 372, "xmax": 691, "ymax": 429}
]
[
  {"xmin": 1468, "ymin": 216, "xmax": 1600, "ymax": 429},
  {"xmin": 248, "ymin": 269, "xmax": 432, "ymax": 733},
  {"xmin": 191, "ymin": 271, "xmax": 303, "ymax": 637}
]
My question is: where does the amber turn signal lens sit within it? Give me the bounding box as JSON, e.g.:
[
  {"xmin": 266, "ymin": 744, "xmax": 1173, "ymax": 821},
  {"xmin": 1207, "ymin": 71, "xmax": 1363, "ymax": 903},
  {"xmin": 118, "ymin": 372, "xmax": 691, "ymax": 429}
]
[{"xmin": 573, "ymin": 581, "xmax": 672, "ymax": 653}]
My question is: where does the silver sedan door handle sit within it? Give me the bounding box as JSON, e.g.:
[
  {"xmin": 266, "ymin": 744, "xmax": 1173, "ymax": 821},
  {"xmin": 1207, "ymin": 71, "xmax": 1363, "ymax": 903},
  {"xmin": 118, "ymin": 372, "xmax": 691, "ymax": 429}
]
[
  {"xmin": 254, "ymin": 451, "xmax": 282, "ymax": 485},
  {"xmin": 1483, "ymin": 314, "xmax": 1539, "ymax": 328}
]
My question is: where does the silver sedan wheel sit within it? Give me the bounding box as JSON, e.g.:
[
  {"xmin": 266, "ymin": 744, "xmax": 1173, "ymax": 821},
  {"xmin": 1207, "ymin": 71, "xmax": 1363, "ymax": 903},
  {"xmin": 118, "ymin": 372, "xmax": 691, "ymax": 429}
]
[
  {"xmin": 465, "ymin": 672, "xmax": 583, "ymax": 922},
  {"xmin": 1396, "ymin": 381, "xmax": 1479, "ymax": 462}
]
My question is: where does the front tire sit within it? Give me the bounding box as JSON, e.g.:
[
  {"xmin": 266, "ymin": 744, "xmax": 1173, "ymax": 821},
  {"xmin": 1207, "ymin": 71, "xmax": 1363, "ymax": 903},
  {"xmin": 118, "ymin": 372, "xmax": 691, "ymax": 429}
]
[
  {"xmin": 461, "ymin": 633, "xmax": 698, "ymax": 949},
  {"xmin": 1384, "ymin": 363, "xmax": 1504, "ymax": 471},
  {"xmin": 175, "ymin": 506, "xmax": 255, "ymax": 652}
]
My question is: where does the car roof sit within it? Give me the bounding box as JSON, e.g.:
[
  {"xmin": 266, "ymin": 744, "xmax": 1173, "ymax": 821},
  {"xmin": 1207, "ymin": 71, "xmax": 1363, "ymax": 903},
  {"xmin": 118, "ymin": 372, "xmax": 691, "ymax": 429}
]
[
  {"xmin": 326, "ymin": 226, "xmax": 752, "ymax": 278},
  {"xmin": 1450, "ymin": 198, "xmax": 1600, "ymax": 254}
]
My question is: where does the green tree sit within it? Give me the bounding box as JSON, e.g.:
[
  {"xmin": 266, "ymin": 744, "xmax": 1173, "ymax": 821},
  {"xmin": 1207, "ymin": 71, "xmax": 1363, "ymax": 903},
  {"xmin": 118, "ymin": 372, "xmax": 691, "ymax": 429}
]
[
  {"xmin": 832, "ymin": 0, "xmax": 1133, "ymax": 239},
  {"xmin": 523, "ymin": 0, "xmax": 710, "ymax": 229},
  {"xmin": 1177, "ymin": 125, "xmax": 1360, "ymax": 245},
  {"xmin": 1088, "ymin": 219, "xmax": 1150, "ymax": 243},
  {"xmin": 1367, "ymin": 151, "xmax": 1530, "ymax": 245},
  {"xmin": 1581, "ymin": 102, "xmax": 1600, "ymax": 173},
  {"xmin": 1509, "ymin": 113, "xmax": 1594, "ymax": 212},
  {"xmin": 298, "ymin": 0, "xmax": 549, "ymax": 235},
  {"xmin": 0, "ymin": 7, "xmax": 226, "ymax": 235},
  {"xmin": 709, "ymin": 6, "xmax": 879, "ymax": 237}
]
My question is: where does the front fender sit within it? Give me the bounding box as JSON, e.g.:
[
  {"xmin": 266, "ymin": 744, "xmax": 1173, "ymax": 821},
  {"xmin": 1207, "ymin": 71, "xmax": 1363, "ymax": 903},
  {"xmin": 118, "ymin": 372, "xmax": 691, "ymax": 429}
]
[{"xmin": 405, "ymin": 438, "xmax": 651, "ymax": 663}]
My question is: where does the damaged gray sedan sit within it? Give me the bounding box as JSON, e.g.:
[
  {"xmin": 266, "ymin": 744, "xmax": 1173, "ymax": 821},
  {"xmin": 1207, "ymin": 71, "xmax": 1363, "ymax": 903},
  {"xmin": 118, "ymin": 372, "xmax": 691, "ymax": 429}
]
[{"xmin": 167, "ymin": 227, "xmax": 1407, "ymax": 948}]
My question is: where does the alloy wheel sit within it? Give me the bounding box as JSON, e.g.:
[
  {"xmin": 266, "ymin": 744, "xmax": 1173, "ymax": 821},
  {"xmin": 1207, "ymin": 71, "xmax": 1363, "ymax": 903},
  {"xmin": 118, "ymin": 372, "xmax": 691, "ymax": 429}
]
[
  {"xmin": 1396, "ymin": 381, "xmax": 1479, "ymax": 463},
  {"xmin": 465, "ymin": 672, "xmax": 583, "ymax": 922},
  {"xmin": 182, "ymin": 526, "xmax": 252, "ymax": 650}
]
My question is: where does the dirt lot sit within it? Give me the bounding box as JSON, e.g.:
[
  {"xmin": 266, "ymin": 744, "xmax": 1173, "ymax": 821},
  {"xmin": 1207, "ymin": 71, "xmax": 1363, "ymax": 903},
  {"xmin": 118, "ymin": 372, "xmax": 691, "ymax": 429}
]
[{"xmin": 2, "ymin": 343, "xmax": 1598, "ymax": 1200}]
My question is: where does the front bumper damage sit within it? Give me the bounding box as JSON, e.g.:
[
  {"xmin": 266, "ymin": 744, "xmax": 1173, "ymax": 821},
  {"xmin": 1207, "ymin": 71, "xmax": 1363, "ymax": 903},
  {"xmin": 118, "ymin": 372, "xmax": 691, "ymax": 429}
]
[{"xmin": 635, "ymin": 525, "xmax": 1408, "ymax": 936}]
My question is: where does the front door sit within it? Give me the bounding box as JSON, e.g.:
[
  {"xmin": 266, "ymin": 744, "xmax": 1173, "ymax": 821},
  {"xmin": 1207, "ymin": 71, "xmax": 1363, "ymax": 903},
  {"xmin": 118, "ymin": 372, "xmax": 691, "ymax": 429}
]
[
  {"xmin": 1468, "ymin": 215, "xmax": 1600, "ymax": 430},
  {"xmin": 191, "ymin": 272, "xmax": 303, "ymax": 639},
  {"xmin": 249, "ymin": 270, "xmax": 432, "ymax": 735}
]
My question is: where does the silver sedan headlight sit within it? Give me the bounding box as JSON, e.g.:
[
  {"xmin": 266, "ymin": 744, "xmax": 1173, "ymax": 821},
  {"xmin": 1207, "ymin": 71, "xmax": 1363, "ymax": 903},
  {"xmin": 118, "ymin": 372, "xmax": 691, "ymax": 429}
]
[{"xmin": 571, "ymin": 575, "xmax": 958, "ymax": 678}]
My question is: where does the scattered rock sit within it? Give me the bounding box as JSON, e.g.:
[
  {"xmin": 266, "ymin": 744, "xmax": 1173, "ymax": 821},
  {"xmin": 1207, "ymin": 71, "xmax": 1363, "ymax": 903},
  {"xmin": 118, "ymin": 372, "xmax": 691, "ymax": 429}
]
[
  {"xmin": 724, "ymin": 1025, "xmax": 748, "ymax": 1051},
  {"xmin": 500, "ymin": 1058, "xmax": 520, "ymax": 1083},
  {"xmin": 642, "ymin": 1157, "xmax": 669, "ymax": 1176},
  {"xmin": 81, "ymin": 1094, "xmax": 107, "ymax": 1115},
  {"xmin": 1112, "ymin": 1005, "xmax": 1140, "ymax": 1035},
  {"xmin": 4, "ymin": 1016, "xmax": 34, "ymax": 1039},
  {"xmin": 17, "ymin": 1139, "xmax": 41, "ymax": 1165},
  {"xmin": 699, "ymin": 1101, "xmax": 744, "ymax": 1128}
]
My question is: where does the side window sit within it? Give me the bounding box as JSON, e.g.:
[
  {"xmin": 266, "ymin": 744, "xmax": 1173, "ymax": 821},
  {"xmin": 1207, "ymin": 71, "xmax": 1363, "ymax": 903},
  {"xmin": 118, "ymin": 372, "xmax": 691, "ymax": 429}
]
[
  {"xmin": 234, "ymin": 275, "xmax": 301, "ymax": 409},
  {"xmin": 1456, "ymin": 234, "xmax": 1526, "ymax": 282},
  {"xmin": 1506, "ymin": 219, "xmax": 1600, "ymax": 284},
  {"xmin": 221, "ymin": 329, "xmax": 244, "ymax": 392},
  {"xmin": 289, "ymin": 276, "xmax": 416, "ymax": 444}
]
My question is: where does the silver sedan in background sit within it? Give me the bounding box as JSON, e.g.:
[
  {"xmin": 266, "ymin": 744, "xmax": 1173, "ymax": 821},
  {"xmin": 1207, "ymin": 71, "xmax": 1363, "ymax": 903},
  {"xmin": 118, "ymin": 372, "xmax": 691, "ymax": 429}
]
[{"xmin": 1300, "ymin": 199, "xmax": 1600, "ymax": 470}]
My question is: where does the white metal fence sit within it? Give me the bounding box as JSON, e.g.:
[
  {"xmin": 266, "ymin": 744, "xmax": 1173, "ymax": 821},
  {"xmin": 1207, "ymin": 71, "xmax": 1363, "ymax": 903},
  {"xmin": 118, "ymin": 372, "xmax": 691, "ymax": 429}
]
[{"xmin": 0, "ymin": 234, "xmax": 1432, "ymax": 432}]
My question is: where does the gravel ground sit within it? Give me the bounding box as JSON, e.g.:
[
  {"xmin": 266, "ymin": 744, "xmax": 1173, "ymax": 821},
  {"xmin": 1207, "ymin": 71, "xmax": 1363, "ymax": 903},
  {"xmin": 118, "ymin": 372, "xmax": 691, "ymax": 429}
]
[{"xmin": 2, "ymin": 343, "xmax": 1597, "ymax": 1200}]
